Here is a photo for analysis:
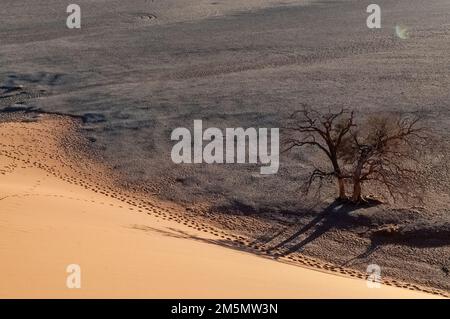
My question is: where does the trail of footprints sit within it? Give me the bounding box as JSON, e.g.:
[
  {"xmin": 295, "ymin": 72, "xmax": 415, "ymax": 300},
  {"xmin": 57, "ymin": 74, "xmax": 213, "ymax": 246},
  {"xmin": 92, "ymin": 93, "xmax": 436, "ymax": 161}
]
[{"xmin": 0, "ymin": 114, "xmax": 447, "ymax": 298}]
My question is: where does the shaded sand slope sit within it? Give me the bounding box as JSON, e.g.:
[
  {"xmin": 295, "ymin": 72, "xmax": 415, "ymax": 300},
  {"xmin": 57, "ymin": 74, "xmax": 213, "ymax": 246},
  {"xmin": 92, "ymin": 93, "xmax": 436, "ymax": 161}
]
[{"xmin": 0, "ymin": 114, "xmax": 441, "ymax": 298}]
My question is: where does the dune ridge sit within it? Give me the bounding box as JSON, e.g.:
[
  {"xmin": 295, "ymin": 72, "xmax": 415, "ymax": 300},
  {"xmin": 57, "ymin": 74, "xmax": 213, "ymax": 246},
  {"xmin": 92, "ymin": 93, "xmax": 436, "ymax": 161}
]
[{"xmin": 0, "ymin": 112, "xmax": 445, "ymax": 298}]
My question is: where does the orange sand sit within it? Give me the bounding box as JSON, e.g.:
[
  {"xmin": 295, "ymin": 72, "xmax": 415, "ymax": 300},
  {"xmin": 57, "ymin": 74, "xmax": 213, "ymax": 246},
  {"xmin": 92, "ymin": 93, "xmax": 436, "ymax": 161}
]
[{"xmin": 0, "ymin": 114, "xmax": 442, "ymax": 298}]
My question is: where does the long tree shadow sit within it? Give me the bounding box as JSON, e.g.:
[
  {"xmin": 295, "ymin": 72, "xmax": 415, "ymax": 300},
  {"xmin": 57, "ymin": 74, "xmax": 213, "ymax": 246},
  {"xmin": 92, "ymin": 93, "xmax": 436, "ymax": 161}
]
[
  {"xmin": 267, "ymin": 201, "xmax": 340, "ymax": 252},
  {"xmin": 267, "ymin": 199, "xmax": 378, "ymax": 257},
  {"xmin": 129, "ymin": 224, "xmax": 278, "ymax": 258},
  {"xmin": 341, "ymin": 241, "xmax": 381, "ymax": 267},
  {"xmin": 343, "ymin": 226, "xmax": 450, "ymax": 266}
]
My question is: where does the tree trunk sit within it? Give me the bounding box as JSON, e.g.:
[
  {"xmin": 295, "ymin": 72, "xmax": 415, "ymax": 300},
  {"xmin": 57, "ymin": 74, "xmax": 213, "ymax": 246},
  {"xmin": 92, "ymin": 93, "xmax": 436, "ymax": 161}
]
[
  {"xmin": 352, "ymin": 158, "xmax": 365, "ymax": 203},
  {"xmin": 337, "ymin": 177, "xmax": 346, "ymax": 200},
  {"xmin": 352, "ymin": 179, "xmax": 362, "ymax": 203}
]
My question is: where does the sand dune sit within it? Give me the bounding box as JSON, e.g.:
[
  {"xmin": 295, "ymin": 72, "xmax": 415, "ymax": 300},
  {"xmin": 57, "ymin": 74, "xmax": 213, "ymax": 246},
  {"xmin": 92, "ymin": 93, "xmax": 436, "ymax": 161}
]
[{"xmin": 0, "ymin": 113, "xmax": 443, "ymax": 298}]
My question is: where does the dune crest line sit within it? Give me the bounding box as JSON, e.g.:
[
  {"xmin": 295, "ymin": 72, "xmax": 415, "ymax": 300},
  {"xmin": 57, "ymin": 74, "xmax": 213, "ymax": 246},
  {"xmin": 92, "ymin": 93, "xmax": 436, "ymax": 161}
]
[{"xmin": 0, "ymin": 112, "xmax": 446, "ymax": 298}]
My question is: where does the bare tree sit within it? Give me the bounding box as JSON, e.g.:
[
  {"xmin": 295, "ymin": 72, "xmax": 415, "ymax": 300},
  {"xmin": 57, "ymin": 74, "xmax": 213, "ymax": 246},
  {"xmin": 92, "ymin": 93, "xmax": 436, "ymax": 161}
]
[
  {"xmin": 341, "ymin": 114, "xmax": 426, "ymax": 203},
  {"xmin": 284, "ymin": 105, "xmax": 427, "ymax": 204},
  {"xmin": 283, "ymin": 105, "xmax": 354, "ymax": 200}
]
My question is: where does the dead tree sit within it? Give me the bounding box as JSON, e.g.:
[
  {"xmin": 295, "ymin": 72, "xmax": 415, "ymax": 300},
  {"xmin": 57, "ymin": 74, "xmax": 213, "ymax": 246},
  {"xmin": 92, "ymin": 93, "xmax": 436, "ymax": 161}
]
[
  {"xmin": 284, "ymin": 106, "xmax": 427, "ymax": 204},
  {"xmin": 342, "ymin": 114, "xmax": 426, "ymax": 203},
  {"xmin": 283, "ymin": 105, "xmax": 355, "ymax": 200}
]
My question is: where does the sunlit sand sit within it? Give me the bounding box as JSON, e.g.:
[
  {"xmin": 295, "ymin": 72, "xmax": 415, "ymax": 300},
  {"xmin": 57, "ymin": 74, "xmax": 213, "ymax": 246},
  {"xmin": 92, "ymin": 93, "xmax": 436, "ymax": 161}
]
[{"xmin": 0, "ymin": 114, "xmax": 442, "ymax": 298}]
